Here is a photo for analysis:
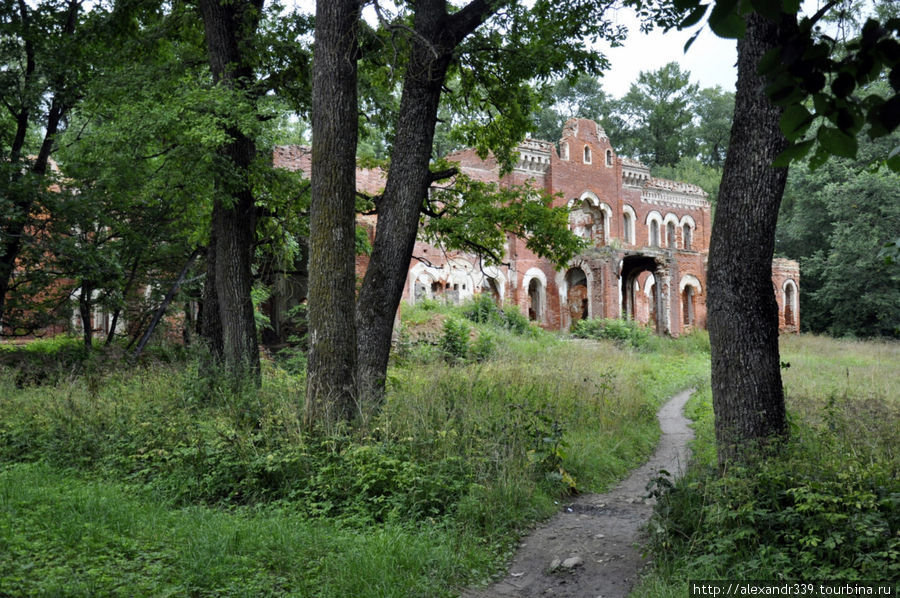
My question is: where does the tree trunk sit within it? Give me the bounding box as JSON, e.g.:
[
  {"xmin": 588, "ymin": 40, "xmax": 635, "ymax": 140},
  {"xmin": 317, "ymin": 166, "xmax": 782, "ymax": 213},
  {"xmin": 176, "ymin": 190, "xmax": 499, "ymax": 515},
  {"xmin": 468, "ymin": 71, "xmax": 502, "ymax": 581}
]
[
  {"xmin": 106, "ymin": 252, "xmax": 142, "ymax": 345},
  {"xmin": 707, "ymin": 13, "xmax": 792, "ymax": 466},
  {"xmin": 0, "ymin": 96, "xmax": 67, "ymax": 325},
  {"xmin": 355, "ymin": 1, "xmax": 491, "ymax": 402},
  {"xmin": 0, "ymin": 0, "xmax": 75, "ymax": 324},
  {"xmin": 200, "ymin": 216, "xmax": 223, "ymax": 360},
  {"xmin": 198, "ymin": 0, "xmax": 263, "ymax": 384},
  {"xmin": 305, "ymin": 0, "xmax": 362, "ymax": 426},
  {"xmin": 132, "ymin": 248, "xmax": 201, "ymax": 361},
  {"xmin": 78, "ymin": 281, "xmax": 93, "ymax": 349}
]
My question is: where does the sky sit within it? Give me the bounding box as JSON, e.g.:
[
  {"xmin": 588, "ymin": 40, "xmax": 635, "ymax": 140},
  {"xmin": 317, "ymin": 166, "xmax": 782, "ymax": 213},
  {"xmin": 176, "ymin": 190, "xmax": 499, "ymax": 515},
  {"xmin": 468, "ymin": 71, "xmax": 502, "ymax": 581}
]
[
  {"xmin": 597, "ymin": 12, "xmax": 738, "ymax": 97},
  {"xmin": 291, "ymin": 1, "xmax": 739, "ymax": 99}
]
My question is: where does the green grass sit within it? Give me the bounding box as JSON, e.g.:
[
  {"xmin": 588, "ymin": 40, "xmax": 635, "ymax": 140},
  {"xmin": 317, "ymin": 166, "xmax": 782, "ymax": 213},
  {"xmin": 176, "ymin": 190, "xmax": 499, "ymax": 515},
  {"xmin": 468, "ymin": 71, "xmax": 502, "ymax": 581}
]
[
  {"xmin": 0, "ymin": 463, "xmax": 497, "ymax": 597},
  {"xmin": 0, "ymin": 301, "xmax": 712, "ymax": 596},
  {"xmin": 632, "ymin": 334, "xmax": 900, "ymax": 597}
]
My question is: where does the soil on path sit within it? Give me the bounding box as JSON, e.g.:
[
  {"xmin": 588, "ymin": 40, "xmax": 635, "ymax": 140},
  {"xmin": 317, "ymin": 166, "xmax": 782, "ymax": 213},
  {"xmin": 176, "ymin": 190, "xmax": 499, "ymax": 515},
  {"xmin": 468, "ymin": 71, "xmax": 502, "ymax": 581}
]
[{"xmin": 462, "ymin": 389, "xmax": 695, "ymax": 598}]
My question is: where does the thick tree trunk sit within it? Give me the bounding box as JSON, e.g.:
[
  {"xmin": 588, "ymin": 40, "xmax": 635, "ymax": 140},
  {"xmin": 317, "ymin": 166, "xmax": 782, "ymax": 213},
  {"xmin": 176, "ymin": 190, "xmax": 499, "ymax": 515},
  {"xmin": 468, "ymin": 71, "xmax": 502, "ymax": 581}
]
[
  {"xmin": 198, "ymin": 0, "xmax": 263, "ymax": 383},
  {"xmin": 356, "ymin": 1, "xmax": 491, "ymax": 402},
  {"xmin": 305, "ymin": 0, "xmax": 362, "ymax": 426},
  {"xmin": 200, "ymin": 213, "xmax": 224, "ymax": 360},
  {"xmin": 707, "ymin": 13, "xmax": 791, "ymax": 466}
]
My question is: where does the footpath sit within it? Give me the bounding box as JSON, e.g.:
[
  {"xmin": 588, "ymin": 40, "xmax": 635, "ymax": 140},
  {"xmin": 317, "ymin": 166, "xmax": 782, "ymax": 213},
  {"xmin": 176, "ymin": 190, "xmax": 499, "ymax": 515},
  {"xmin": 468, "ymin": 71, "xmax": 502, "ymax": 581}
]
[{"xmin": 463, "ymin": 388, "xmax": 695, "ymax": 598}]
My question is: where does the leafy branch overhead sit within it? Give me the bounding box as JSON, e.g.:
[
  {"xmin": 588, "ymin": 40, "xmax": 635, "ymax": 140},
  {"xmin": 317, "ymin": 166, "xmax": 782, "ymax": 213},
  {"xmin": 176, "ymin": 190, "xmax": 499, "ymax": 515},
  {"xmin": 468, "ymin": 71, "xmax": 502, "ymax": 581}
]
[
  {"xmin": 638, "ymin": 0, "xmax": 900, "ymax": 170},
  {"xmin": 421, "ymin": 169, "xmax": 585, "ymax": 268}
]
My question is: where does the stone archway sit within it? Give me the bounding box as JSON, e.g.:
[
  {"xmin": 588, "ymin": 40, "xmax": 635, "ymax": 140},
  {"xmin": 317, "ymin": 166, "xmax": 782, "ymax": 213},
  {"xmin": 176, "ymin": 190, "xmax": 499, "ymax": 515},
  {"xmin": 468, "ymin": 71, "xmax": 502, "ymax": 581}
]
[{"xmin": 620, "ymin": 253, "xmax": 670, "ymax": 334}]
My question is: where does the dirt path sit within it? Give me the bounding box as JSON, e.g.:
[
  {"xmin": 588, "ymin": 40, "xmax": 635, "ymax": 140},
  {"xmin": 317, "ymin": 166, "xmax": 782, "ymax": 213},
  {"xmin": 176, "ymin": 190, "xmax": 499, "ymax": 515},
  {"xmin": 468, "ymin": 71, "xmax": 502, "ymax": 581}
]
[{"xmin": 462, "ymin": 389, "xmax": 695, "ymax": 598}]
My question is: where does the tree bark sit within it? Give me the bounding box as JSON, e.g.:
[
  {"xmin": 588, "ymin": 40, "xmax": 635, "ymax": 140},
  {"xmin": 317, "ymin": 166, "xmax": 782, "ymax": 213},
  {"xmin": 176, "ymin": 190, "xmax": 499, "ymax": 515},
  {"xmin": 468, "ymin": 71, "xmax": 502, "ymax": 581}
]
[
  {"xmin": 305, "ymin": 0, "xmax": 362, "ymax": 426},
  {"xmin": 707, "ymin": 13, "xmax": 792, "ymax": 466},
  {"xmin": 198, "ymin": 0, "xmax": 263, "ymax": 383},
  {"xmin": 355, "ymin": 0, "xmax": 493, "ymax": 402}
]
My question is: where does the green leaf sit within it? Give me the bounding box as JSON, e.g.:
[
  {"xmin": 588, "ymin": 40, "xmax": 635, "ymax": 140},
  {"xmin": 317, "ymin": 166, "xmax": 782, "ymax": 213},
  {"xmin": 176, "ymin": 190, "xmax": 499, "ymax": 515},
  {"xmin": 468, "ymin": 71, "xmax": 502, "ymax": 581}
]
[
  {"xmin": 680, "ymin": 4, "xmax": 709, "ymax": 29},
  {"xmin": 673, "ymin": 0, "xmax": 703, "ymax": 10},
  {"xmin": 817, "ymin": 126, "xmax": 857, "ymax": 159},
  {"xmin": 780, "ymin": 103, "xmax": 813, "ymax": 139},
  {"xmin": 684, "ymin": 29, "xmax": 702, "ymax": 52},
  {"xmin": 886, "ymin": 152, "xmax": 900, "ymax": 173},
  {"xmin": 757, "ymin": 48, "xmax": 781, "ymax": 75},
  {"xmin": 773, "ymin": 139, "xmax": 813, "ymax": 167},
  {"xmin": 708, "ymin": 0, "xmax": 746, "ymax": 39},
  {"xmin": 749, "ymin": 0, "xmax": 782, "ymax": 20},
  {"xmin": 808, "ymin": 145, "xmax": 830, "ymax": 170}
]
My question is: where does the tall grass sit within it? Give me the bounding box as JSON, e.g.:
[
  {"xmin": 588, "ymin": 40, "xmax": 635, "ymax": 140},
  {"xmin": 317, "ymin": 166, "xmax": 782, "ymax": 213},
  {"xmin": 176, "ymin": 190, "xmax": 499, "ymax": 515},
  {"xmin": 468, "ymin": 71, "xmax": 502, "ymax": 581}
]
[
  {"xmin": 633, "ymin": 335, "xmax": 900, "ymax": 597},
  {"xmin": 0, "ymin": 304, "xmax": 711, "ymax": 596}
]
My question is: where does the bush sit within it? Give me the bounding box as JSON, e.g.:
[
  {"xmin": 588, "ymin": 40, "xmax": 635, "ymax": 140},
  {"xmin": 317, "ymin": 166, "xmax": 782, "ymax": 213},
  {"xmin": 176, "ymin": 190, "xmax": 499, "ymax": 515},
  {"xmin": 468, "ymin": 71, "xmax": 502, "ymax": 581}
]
[
  {"xmin": 462, "ymin": 294, "xmax": 504, "ymax": 327},
  {"xmin": 461, "ymin": 295, "xmax": 538, "ymax": 337},
  {"xmin": 439, "ymin": 318, "xmax": 470, "ymax": 363},
  {"xmin": 470, "ymin": 331, "xmax": 496, "ymax": 362},
  {"xmin": 572, "ymin": 318, "xmax": 652, "ymax": 349},
  {"xmin": 647, "ymin": 456, "xmax": 899, "ymax": 581}
]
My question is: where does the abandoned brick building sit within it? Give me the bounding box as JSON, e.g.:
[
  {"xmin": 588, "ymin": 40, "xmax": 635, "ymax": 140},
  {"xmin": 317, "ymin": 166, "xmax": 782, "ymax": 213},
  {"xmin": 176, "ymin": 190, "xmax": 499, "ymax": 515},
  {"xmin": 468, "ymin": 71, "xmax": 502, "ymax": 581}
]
[{"xmin": 278, "ymin": 118, "xmax": 802, "ymax": 336}]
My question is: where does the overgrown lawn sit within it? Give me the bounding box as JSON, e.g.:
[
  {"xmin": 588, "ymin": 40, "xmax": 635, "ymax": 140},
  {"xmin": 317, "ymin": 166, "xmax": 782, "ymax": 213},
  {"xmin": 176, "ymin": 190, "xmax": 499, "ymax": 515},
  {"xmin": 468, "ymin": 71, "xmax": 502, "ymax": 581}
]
[
  {"xmin": 633, "ymin": 334, "xmax": 899, "ymax": 597},
  {"xmin": 0, "ymin": 307, "xmax": 709, "ymax": 597}
]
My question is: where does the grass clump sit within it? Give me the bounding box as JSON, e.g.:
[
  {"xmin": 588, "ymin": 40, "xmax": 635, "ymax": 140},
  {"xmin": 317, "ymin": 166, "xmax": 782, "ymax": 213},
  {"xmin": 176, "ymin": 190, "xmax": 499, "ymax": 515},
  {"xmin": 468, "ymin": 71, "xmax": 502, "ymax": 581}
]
[{"xmin": 634, "ymin": 335, "xmax": 900, "ymax": 597}]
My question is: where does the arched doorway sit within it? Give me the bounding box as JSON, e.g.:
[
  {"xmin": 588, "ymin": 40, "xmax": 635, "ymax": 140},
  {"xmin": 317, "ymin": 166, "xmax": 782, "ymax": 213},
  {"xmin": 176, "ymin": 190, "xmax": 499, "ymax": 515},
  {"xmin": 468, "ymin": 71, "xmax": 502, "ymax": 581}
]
[
  {"xmin": 621, "ymin": 254, "xmax": 666, "ymax": 334},
  {"xmin": 682, "ymin": 285, "xmax": 695, "ymax": 327},
  {"xmin": 783, "ymin": 280, "xmax": 797, "ymax": 328},
  {"xmin": 483, "ymin": 277, "xmax": 501, "ymax": 305},
  {"xmin": 565, "ymin": 267, "xmax": 589, "ymax": 326},
  {"xmin": 527, "ymin": 278, "xmax": 543, "ymax": 321}
]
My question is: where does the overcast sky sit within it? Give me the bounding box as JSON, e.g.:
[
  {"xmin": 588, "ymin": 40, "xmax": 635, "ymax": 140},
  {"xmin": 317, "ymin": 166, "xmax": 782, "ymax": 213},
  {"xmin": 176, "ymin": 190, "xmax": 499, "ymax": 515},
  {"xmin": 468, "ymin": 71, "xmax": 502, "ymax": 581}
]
[
  {"xmin": 597, "ymin": 13, "xmax": 738, "ymax": 97},
  {"xmin": 291, "ymin": 2, "xmax": 739, "ymax": 98}
]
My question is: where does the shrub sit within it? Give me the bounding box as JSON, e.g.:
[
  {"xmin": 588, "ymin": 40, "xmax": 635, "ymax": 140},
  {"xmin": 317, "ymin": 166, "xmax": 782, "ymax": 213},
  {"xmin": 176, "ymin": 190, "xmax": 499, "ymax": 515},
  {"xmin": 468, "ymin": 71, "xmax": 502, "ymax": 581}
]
[
  {"xmin": 461, "ymin": 295, "xmax": 537, "ymax": 337},
  {"xmin": 501, "ymin": 306, "xmax": 532, "ymax": 336},
  {"xmin": 647, "ymin": 457, "xmax": 899, "ymax": 581},
  {"xmin": 470, "ymin": 331, "xmax": 496, "ymax": 362},
  {"xmin": 572, "ymin": 318, "xmax": 652, "ymax": 349},
  {"xmin": 439, "ymin": 318, "xmax": 470, "ymax": 363},
  {"xmin": 462, "ymin": 294, "xmax": 503, "ymax": 327}
]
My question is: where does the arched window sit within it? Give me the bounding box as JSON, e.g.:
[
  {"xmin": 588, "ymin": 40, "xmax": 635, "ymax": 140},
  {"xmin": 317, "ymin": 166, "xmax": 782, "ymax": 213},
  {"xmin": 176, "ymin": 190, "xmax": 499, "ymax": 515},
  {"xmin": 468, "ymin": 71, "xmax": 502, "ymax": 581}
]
[
  {"xmin": 650, "ymin": 222, "xmax": 660, "ymax": 247},
  {"xmin": 583, "ymin": 145, "xmax": 591, "ymax": 164},
  {"xmin": 560, "ymin": 142, "xmax": 569, "ymax": 161},
  {"xmin": 527, "ymin": 278, "xmax": 543, "ymax": 321},
  {"xmin": 683, "ymin": 223, "xmax": 692, "ymax": 250},
  {"xmin": 565, "ymin": 267, "xmax": 589, "ymax": 323},
  {"xmin": 679, "ymin": 275, "xmax": 702, "ymax": 330},
  {"xmin": 667, "ymin": 221, "xmax": 676, "ymax": 249},
  {"xmin": 622, "ymin": 205, "xmax": 636, "ymax": 245},
  {"xmin": 605, "ymin": 149, "xmax": 613, "ymax": 167},
  {"xmin": 682, "ymin": 286, "xmax": 695, "ymax": 327},
  {"xmin": 784, "ymin": 280, "xmax": 797, "ymax": 327}
]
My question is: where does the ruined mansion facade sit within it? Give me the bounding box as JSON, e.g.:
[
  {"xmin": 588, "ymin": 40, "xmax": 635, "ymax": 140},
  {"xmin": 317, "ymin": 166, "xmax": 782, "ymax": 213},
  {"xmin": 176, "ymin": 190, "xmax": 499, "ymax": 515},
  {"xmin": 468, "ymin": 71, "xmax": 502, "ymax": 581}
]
[{"xmin": 275, "ymin": 118, "xmax": 800, "ymax": 336}]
